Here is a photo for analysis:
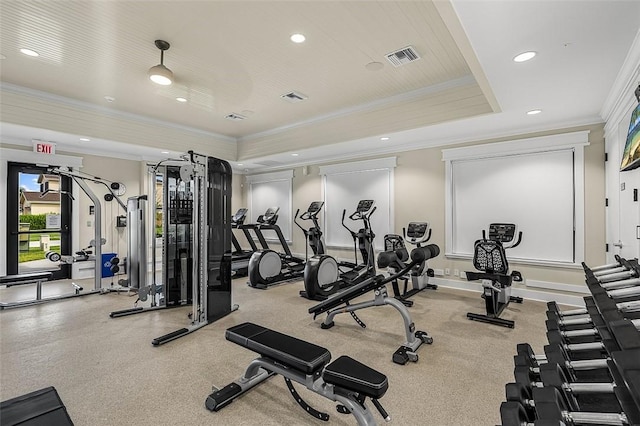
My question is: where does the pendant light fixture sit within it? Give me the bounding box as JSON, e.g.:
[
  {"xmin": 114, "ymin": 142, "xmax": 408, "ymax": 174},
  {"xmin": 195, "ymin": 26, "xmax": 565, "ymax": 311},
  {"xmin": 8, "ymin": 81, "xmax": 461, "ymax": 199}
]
[{"xmin": 148, "ymin": 40, "xmax": 173, "ymax": 86}]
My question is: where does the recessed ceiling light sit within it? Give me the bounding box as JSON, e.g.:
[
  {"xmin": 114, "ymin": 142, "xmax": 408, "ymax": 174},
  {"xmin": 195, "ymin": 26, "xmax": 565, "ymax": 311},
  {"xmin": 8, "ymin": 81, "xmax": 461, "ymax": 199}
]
[
  {"xmin": 20, "ymin": 48, "xmax": 39, "ymax": 57},
  {"xmin": 104, "ymin": 96, "xmax": 115, "ymax": 102},
  {"xmin": 79, "ymin": 138, "xmax": 90, "ymax": 142},
  {"xmin": 291, "ymin": 153, "xmax": 299, "ymax": 157},
  {"xmin": 513, "ymin": 51, "xmax": 536, "ymax": 62},
  {"xmin": 176, "ymin": 97, "xmax": 187, "ymax": 102},
  {"xmin": 237, "ymin": 163, "xmax": 243, "ymax": 166},
  {"xmin": 527, "ymin": 109, "xmax": 542, "ymax": 115},
  {"xmin": 380, "ymin": 137, "xmax": 390, "ymax": 141},
  {"xmin": 161, "ymin": 151, "xmax": 169, "ymax": 154},
  {"xmin": 365, "ymin": 61, "xmax": 384, "ymax": 71},
  {"xmin": 290, "ymin": 33, "xmax": 306, "ymax": 43}
]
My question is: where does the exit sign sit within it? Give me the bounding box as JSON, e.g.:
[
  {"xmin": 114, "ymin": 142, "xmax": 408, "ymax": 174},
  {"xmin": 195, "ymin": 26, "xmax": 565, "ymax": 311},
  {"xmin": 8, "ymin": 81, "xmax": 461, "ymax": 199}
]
[{"xmin": 33, "ymin": 140, "xmax": 56, "ymax": 155}]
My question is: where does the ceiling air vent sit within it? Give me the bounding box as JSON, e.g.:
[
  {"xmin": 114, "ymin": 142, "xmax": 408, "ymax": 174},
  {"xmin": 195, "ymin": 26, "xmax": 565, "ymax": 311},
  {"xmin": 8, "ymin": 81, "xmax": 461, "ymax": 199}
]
[
  {"xmin": 385, "ymin": 46, "xmax": 421, "ymax": 67},
  {"xmin": 225, "ymin": 113, "xmax": 247, "ymax": 121},
  {"xmin": 280, "ymin": 91, "xmax": 308, "ymax": 103}
]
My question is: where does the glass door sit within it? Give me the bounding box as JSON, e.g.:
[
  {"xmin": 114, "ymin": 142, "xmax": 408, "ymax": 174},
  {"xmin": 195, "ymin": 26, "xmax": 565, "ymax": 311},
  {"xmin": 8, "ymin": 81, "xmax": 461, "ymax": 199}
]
[{"xmin": 7, "ymin": 162, "xmax": 72, "ymax": 279}]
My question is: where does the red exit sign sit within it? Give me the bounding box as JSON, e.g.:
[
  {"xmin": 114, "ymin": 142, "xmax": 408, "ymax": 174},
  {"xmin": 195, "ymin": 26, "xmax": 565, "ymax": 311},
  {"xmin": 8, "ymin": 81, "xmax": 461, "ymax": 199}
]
[{"xmin": 33, "ymin": 140, "xmax": 56, "ymax": 155}]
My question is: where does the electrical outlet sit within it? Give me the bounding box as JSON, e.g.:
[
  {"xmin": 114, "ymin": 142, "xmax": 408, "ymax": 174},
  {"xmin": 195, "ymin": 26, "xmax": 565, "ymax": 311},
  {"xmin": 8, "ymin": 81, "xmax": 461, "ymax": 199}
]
[
  {"xmin": 86, "ymin": 221, "xmax": 92, "ymax": 227},
  {"xmin": 433, "ymin": 269, "xmax": 444, "ymax": 277},
  {"xmin": 444, "ymin": 268, "xmax": 450, "ymax": 275},
  {"xmin": 454, "ymin": 269, "xmax": 460, "ymax": 277}
]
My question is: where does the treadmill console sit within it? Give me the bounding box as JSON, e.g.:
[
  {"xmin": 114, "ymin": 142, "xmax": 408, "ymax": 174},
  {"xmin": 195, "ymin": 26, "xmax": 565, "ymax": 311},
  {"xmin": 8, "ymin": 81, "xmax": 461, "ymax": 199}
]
[
  {"xmin": 259, "ymin": 207, "xmax": 280, "ymax": 225},
  {"xmin": 232, "ymin": 208, "xmax": 248, "ymax": 226},
  {"xmin": 405, "ymin": 222, "xmax": 430, "ymax": 244}
]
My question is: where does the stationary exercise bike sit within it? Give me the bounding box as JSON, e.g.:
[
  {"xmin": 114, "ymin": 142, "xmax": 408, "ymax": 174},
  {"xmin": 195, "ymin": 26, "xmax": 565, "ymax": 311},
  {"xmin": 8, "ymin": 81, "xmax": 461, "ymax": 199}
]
[
  {"xmin": 301, "ymin": 199, "xmax": 377, "ymax": 301},
  {"xmin": 248, "ymin": 203, "xmax": 325, "ymax": 289},
  {"xmin": 382, "ymin": 222, "xmax": 439, "ymax": 306},
  {"xmin": 465, "ymin": 223, "xmax": 524, "ymax": 328}
]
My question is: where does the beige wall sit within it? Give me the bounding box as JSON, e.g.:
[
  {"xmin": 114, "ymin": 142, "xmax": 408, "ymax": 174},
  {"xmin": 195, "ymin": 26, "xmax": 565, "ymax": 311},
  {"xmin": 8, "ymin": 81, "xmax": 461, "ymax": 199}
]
[
  {"xmin": 26, "ymin": 203, "xmax": 60, "ymax": 216},
  {"xmin": 241, "ymin": 124, "xmax": 606, "ymax": 290}
]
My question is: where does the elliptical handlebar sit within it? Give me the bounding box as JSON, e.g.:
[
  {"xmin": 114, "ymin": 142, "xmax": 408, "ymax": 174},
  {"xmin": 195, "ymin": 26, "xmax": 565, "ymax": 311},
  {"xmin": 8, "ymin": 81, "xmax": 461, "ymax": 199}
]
[
  {"xmin": 348, "ymin": 205, "xmax": 376, "ymax": 221},
  {"xmin": 293, "ymin": 208, "xmax": 306, "ymax": 234}
]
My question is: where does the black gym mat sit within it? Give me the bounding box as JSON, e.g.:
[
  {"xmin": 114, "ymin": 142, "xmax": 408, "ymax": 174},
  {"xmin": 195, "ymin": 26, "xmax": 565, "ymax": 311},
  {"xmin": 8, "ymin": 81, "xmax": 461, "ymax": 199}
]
[{"xmin": 0, "ymin": 386, "xmax": 74, "ymax": 426}]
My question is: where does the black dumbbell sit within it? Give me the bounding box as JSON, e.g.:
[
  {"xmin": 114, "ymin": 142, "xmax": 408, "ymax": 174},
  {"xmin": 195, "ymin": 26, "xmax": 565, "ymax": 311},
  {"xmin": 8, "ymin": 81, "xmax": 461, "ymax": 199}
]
[
  {"xmin": 516, "ymin": 343, "xmax": 611, "ymax": 383},
  {"xmin": 533, "ymin": 386, "xmax": 629, "ymax": 425},
  {"xmin": 514, "ymin": 362, "xmax": 619, "ymax": 413}
]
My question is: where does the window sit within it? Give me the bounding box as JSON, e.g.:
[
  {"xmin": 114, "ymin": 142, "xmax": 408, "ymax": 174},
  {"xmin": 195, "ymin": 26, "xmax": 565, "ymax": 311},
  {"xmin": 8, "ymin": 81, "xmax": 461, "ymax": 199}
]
[
  {"xmin": 245, "ymin": 170, "xmax": 293, "ymax": 242},
  {"xmin": 442, "ymin": 131, "xmax": 589, "ymax": 266},
  {"xmin": 320, "ymin": 157, "xmax": 396, "ymax": 251}
]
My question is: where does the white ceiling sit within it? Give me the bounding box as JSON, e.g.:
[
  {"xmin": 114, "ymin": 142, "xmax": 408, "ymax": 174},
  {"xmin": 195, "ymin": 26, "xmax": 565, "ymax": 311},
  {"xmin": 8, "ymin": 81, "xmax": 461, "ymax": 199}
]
[{"xmin": 1, "ymin": 1, "xmax": 638, "ymax": 172}]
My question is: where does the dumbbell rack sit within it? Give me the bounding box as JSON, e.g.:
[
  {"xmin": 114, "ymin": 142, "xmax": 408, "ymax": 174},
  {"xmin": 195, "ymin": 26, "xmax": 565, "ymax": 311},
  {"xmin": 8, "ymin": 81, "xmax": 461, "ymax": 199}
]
[{"xmin": 499, "ymin": 255, "xmax": 640, "ymax": 426}]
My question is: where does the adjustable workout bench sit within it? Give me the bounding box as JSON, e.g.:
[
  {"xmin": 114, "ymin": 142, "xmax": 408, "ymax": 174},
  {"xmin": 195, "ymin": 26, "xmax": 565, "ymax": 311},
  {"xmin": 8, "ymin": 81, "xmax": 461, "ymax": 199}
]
[
  {"xmin": 206, "ymin": 322, "xmax": 391, "ymax": 426},
  {"xmin": 309, "ymin": 245, "xmax": 438, "ymax": 365}
]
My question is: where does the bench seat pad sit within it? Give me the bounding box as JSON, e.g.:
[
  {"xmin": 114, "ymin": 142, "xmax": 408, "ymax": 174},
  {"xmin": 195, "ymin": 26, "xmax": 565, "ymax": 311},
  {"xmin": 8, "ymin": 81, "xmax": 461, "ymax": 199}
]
[
  {"xmin": 226, "ymin": 322, "xmax": 331, "ymax": 374},
  {"xmin": 0, "ymin": 386, "xmax": 74, "ymax": 426},
  {"xmin": 323, "ymin": 355, "xmax": 388, "ymax": 399}
]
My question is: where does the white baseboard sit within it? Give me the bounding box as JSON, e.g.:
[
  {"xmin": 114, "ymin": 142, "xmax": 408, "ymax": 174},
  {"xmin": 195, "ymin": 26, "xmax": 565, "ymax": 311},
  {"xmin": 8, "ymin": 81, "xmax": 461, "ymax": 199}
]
[
  {"xmin": 525, "ymin": 279, "xmax": 590, "ymax": 295},
  {"xmin": 431, "ymin": 277, "xmax": 587, "ymax": 307}
]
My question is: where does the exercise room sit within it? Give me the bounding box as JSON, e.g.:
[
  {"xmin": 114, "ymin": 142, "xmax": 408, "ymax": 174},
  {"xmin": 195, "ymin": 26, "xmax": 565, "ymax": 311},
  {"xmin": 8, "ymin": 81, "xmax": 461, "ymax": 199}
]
[{"xmin": 1, "ymin": 1, "xmax": 639, "ymax": 425}]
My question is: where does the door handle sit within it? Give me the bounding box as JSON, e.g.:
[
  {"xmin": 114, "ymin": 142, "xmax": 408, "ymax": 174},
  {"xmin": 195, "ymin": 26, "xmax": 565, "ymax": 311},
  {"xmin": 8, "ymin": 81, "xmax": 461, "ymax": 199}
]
[{"xmin": 612, "ymin": 240, "xmax": 623, "ymax": 248}]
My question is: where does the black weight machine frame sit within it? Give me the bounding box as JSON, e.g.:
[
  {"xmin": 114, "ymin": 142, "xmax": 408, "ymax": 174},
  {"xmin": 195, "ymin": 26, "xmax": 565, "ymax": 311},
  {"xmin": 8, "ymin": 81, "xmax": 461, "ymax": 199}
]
[{"xmin": 109, "ymin": 151, "xmax": 237, "ymax": 345}]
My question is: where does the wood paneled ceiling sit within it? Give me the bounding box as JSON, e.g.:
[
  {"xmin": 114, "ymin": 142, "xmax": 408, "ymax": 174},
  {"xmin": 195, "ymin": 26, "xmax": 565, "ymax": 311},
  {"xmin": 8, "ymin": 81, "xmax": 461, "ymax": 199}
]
[{"xmin": 0, "ymin": 1, "xmax": 638, "ymax": 170}]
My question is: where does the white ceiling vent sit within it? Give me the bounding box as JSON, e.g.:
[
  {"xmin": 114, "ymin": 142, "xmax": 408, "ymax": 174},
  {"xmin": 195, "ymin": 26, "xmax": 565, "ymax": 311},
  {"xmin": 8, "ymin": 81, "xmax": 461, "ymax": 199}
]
[
  {"xmin": 280, "ymin": 91, "xmax": 308, "ymax": 103},
  {"xmin": 225, "ymin": 113, "xmax": 247, "ymax": 121},
  {"xmin": 385, "ymin": 46, "xmax": 421, "ymax": 67}
]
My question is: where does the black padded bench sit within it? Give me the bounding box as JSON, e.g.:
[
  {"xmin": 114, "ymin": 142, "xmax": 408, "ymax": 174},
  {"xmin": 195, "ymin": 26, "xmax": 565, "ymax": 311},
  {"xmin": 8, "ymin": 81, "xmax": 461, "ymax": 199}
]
[
  {"xmin": 206, "ymin": 322, "xmax": 390, "ymax": 425},
  {"xmin": 308, "ymin": 245, "xmax": 437, "ymax": 365},
  {"xmin": 0, "ymin": 386, "xmax": 74, "ymax": 426}
]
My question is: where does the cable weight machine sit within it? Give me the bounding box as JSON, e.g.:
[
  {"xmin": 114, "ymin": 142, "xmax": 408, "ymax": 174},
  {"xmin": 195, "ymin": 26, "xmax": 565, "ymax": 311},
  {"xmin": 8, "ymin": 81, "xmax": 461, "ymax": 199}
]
[{"xmin": 110, "ymin": 151, "xmax": 237, "ymax": 345}]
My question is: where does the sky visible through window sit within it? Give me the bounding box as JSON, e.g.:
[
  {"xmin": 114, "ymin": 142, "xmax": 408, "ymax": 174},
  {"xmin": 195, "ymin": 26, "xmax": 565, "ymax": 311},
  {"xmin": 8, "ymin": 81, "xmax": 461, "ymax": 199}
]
[{"xmin": 19, "ymin": 173, "xmax": 40, "ymax": 191}]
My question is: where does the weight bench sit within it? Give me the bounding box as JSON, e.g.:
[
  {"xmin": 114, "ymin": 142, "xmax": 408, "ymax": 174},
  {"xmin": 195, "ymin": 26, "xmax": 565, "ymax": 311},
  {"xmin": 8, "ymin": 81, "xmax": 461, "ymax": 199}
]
[
  {"xmin": 0, "ymin": 386, "xmax": 74, "ymax": 426},
  {"xmin": 0, "ymin": 272, "xmax": 88, "ymax": 309},
  {"xmin": 206, "ymin": 322, "xmax": 391, "ymax": 426},
  {"xmin": 309, "ymin": 245, "xmax": 437, "ymax": 365}
]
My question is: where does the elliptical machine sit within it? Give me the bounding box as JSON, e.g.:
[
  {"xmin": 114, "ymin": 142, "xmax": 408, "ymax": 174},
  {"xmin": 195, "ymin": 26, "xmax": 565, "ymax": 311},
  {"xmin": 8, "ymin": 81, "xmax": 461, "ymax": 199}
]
[
  {"xmin": 382, "ymin": 222, "xmax": 439, "ymax": 307},
  {"xmin": 248, "ymin": 202, "xmax": 324, "ymax": 289},
  {"xmin": 294, "ymin": 201, "xmax": 325, "ymax": 259},
  {"xmin": 465, "ymin": 223, "xmax": 524, "ymax": 328},
  {"xmin": 302, "ymin": 199, "xmax": 377, "ymax": 301}
]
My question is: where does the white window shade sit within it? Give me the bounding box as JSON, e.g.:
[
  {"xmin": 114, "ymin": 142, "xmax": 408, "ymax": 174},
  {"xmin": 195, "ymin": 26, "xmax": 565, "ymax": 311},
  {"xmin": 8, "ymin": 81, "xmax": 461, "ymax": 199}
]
[
  {"xmin": 320, "ymin": 157, "xmax": 395, "ymax": 251},
  {"xmin": 246, "ymin": 170, "xmax": 293, "ymax": 242},
  {"xmin": 443, "ymin": 132, "xmax": 588, "ymax": 266}
]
